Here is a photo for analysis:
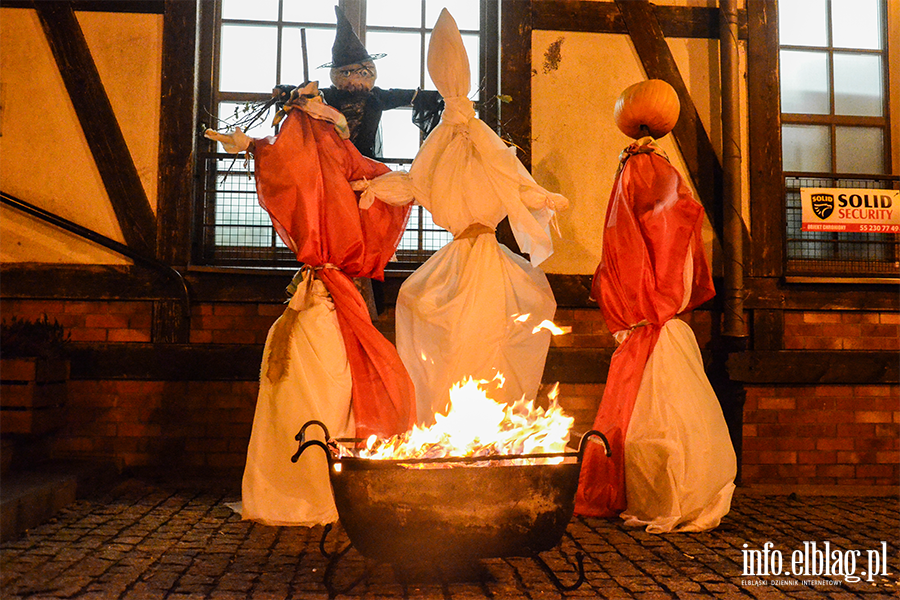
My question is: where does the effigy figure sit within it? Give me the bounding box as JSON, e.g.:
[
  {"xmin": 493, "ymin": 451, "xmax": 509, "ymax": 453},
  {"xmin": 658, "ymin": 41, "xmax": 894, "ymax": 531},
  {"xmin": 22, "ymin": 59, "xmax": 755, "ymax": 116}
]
[
  {"xmin": 316, "ymin": 5, "xmax": 442, "ymax": 316},
  {"xmin": 205, "ymin": 81, "xmax": 415, "ymax": 526},
  {"xmin": 354, "ymin": 9, "xmax": 568, "ymax": 424},
  {"xmin": 319, "ymin": 6, "xmax": 443, "ymax": 161},
  {"xmin": 575, "ymin": 80, "xmax": 736, "ymax": 532}
]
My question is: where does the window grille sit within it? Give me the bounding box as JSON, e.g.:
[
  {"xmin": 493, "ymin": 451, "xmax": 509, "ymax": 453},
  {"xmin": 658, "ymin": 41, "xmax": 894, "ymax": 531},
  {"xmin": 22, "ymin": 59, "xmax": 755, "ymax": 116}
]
[
  {"xmin": 785, "ymin": 174, "xmax": 899, "ymax": 277},
  {"xmin": 197, "ymin": 0, "xmax": 487, "ymax": 267}
]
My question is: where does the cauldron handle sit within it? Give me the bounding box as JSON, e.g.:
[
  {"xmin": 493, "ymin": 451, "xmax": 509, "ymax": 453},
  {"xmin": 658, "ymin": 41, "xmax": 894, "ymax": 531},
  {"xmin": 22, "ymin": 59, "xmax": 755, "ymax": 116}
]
[
  {"xmin": 532, "ymin": 551, "xmax": 586, "ymax": 591},
  {"xmin": 291, "ymin": 420, "xmax": 333, "ymax": 463},
  {"xmin": 577, "ymin": 429, "xmax": 612, "ymax": 461}
]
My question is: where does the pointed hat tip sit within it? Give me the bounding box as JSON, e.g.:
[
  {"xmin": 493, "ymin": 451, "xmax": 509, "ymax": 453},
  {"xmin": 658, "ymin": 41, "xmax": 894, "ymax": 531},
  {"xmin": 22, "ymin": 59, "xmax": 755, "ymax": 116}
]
[{"xmin": 436, "ymin": 7, "xmax": 458, "ymax": 28}]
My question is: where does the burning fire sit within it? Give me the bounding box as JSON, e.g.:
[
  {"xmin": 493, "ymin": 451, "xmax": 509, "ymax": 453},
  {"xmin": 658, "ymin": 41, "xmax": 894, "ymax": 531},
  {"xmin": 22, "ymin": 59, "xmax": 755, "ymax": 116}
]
[
  {"xmin": 349, "ymin": 377, "xmax": 574, "ymax": 466},
  {"xmin": 512, "ymin": 313, "xmax": 572, "ymax": 336}
]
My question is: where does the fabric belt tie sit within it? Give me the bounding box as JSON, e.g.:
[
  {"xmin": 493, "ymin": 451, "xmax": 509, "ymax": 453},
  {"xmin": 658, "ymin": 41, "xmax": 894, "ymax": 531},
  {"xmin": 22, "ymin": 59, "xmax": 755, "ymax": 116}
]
[
  {"xmin": 454, "ymin": 223, "xmax": 495, "ymax": 240},
  {"xmin": 286, "ymin": 263, "xmax": 343, "ymax": 308}
]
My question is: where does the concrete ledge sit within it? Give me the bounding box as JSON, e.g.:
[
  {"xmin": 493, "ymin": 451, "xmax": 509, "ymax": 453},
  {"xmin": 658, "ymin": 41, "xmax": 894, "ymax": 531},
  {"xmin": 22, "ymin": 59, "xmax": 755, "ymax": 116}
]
[{"xmin": 0, "ymin": 460, "xmax": 119, "ymax": 541}]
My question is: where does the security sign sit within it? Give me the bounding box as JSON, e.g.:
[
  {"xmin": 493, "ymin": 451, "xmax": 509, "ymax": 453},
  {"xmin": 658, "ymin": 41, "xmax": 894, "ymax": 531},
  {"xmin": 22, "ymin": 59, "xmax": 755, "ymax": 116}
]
[{"xmin": 801, "ymin": 188, "xmax": 900, "ymax": 233}]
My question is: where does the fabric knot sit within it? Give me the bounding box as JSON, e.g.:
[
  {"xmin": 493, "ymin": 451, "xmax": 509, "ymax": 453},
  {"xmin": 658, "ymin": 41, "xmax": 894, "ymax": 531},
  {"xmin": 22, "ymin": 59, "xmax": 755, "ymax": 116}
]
[
  {"xmin": 285, "ymin": 264, "xmax": 342, "ymax": 309},
  {"xmin": 453, "ymin": 223, "xmax": 495, "ymax": 240},
  {"xmin": 442, "ymin": 96, "xmax": 475, "ymax": 125},
  {"xmin": 273, "ymin": 82, "xmax": 350, "ymax": 139},
  {"xmin": 617, "ymin": 136, "xmax": 670, "ymax": 174},
  {"xmin": 613, "ymin": 319, "xmax": 651, "ymax": 345}
]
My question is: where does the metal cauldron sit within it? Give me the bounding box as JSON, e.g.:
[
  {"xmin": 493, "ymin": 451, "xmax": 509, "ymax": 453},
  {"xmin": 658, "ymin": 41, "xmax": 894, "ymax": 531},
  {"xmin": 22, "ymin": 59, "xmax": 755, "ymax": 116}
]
[{"xmin": 292, "ymin": 421, "xmax": 610, "ymax": 565}]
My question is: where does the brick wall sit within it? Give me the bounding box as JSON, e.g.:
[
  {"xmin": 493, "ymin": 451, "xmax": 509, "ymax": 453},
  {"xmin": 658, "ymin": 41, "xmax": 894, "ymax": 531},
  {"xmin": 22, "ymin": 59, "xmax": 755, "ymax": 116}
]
[
  {"xmin": 0, "ymin": 299, "xmax": 287, "ymax": 346},
  {"xmin": 549, "ymin": 308, "xmax": 613, "ymax": 435},
  {"xmin": 189, "ymin": 303, "xmax": 283, "ymax": 345},
  {"xmin": 1, "ymin": 298, "xmax": 279, "ymax": 472},
  {"xmin": 784, "ymin": 311, "xmax": 899, "ymax": 351},
  {"xmin": 1, "ymin": 299, "xmax": 154, "ymax": 343},
  {"xmin": 4, "ymin": 297, "xmax": 896, "ymax": 488},
  {"xmin": 60, "ymin": 380, "xmax": 258, "ymax": 470},
  {"xmin": 740, "ymin": 310, "xmax": 900, "ymax": 488},
  {"xmin": 0, "ymin": 299, "xmax": 719, "ymax": 470},
  {"xmin": 742, "ymin": 385, "xmax": 900, "ymax": 486}
]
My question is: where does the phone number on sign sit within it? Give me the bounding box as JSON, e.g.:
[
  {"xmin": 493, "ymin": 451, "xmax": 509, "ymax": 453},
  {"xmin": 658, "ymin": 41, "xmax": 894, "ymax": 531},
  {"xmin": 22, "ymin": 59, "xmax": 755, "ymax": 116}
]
[{"xmin": 859, "ymin": 224, "xmax": 899, "ymax": 233}]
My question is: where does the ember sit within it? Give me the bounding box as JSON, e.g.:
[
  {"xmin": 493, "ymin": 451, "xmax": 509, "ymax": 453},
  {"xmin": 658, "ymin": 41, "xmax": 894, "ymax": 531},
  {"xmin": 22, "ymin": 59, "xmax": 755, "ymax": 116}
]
[{"xmin": 343, "ymin": 377, "xmax": 574, "ymax": 465}]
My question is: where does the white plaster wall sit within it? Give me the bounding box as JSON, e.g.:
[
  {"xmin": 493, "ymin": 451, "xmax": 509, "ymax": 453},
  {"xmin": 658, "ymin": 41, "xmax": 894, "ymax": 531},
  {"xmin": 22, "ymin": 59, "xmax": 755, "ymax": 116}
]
[
  {"xmin": 531, "ymin": 29, "xmax": 749, "ymax": 276},
  {"xmin": 0, "ymin": 8, "xmax": 162, "ymax": 264}
]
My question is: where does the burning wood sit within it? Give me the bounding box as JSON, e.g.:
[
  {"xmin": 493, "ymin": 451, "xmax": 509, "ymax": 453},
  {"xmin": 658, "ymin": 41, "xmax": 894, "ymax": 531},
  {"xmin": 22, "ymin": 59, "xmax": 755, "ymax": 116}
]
[{"xmin": 338, "ymin": 377, "xmax": 574, "ymax": 466}]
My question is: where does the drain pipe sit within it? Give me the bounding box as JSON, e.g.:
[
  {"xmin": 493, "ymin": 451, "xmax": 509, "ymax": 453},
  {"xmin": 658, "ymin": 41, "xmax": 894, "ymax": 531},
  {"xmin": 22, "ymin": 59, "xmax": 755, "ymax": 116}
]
[
  {"xmin": 720, "ymin": 0, "xmax": 746, "ymax": 340},
  {"xmin": 0, "ymin": 191, "xmax": 190, "ymax": 330},
  {"xmin": 715, "ymin": 0, "xmax": 748, "ymax": 483}
]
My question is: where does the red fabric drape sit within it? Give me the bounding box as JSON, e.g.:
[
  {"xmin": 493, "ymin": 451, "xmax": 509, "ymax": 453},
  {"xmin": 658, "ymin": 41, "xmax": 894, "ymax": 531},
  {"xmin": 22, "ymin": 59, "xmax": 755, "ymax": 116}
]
[
  {"xmin": 575, "ymin": 148, "xmax": 715, "ymax": 517},
  {"xmin": 254, "ymin": 110, "xmax": 415, "ymax": 438}
]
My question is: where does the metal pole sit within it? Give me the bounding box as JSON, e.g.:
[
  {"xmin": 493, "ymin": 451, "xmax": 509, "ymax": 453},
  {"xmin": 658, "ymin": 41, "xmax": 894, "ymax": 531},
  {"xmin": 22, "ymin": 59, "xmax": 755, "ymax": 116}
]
[
  {"xmin": 301, "ymin": 28, "xmax": 309, "ymax": 83},
  {"xmin": 720, "ymin": 0, "xmax": 746, "ymax": 339}
]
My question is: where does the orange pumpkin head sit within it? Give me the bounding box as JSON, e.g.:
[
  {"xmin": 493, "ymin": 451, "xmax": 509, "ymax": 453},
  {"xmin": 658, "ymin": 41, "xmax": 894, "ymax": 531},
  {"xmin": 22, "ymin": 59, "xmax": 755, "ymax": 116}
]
[{"xmin": 614, "ymin": 79, "xmax": 680, "ymax": 139}]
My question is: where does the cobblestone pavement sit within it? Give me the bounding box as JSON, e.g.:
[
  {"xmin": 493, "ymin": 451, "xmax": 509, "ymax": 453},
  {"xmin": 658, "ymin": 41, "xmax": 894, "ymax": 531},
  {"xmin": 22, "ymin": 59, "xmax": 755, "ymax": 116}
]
[{"xmin": 1, "ymin": 474, "xmax": 897, "ymax": 599}]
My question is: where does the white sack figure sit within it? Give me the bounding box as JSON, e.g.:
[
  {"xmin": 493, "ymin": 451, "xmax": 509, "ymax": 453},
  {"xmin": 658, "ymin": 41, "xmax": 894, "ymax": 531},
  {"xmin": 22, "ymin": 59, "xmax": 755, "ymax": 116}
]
[{"xmin": 355, "ymin": 9, "xmax": 568, "ymax": 422}]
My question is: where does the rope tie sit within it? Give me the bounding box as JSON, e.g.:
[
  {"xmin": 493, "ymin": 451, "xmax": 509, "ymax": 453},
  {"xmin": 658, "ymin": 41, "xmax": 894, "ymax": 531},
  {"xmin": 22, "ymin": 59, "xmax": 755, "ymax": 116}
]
[{"xmin": 453, "ymin": 223, "xmax": 495, "ymax": 240}]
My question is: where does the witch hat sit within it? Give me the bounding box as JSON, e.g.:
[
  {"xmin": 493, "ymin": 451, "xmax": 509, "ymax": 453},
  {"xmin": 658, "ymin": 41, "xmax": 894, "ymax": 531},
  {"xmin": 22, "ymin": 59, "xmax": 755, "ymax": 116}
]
[{"xmin": 319, "ymin": 5, "xmax": 386, "ymax": 68}]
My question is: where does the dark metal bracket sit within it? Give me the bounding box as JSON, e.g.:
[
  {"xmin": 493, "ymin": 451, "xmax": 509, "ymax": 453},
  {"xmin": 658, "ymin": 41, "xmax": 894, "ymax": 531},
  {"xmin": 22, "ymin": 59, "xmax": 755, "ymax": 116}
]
[
  {"xmin": 316, "ymin": 523, "xmax": 587, "ymax": 595},
  {"xmin": 531, "ymin": 550, "xmax": 586, "ymax": 591}
]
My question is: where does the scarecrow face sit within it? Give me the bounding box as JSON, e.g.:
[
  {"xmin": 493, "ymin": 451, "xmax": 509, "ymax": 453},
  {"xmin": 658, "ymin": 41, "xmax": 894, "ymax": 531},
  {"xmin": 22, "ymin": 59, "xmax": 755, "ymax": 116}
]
[{"xmin": 331, "ymin": 61, "xmax": 377, "ymax": 92}]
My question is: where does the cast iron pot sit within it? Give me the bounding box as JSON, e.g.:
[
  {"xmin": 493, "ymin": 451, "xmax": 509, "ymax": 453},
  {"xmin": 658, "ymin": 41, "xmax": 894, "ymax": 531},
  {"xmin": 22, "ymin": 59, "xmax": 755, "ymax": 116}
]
[{"xmin": 293, "ymin": 421, "xmax": 610, "ymax": 565}]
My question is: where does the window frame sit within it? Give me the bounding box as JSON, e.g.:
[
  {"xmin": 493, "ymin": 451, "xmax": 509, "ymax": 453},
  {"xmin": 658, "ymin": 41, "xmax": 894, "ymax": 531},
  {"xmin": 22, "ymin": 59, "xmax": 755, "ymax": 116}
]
[
  {"xmin": 194, "ymin": 0, "xmax": 499, "ymax": 269},
  {"xmin": 776, "ymin": 0, "xmax": 899, "ymax": 280}
]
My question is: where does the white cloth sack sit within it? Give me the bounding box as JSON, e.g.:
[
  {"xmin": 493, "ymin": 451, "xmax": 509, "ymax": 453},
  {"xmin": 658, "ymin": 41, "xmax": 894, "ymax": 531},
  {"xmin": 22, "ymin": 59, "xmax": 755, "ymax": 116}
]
[
  {"xmin": 240, "ymin": 276, "xmax": 354, "ymax": 526},
  {"xmin": 397, "ymin": 234, "xmax": 556, "ymax": 420},
  {"xmin": 620, "ymin": 253, "xmax": 736, "ymax": 532}
]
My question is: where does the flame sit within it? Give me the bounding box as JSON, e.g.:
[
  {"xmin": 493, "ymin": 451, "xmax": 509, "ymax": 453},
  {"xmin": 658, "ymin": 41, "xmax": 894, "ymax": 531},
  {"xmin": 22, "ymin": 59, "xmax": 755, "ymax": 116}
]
[
  {"xmin": 352, "ymin": 377, "xmax": 574, "ymax": 466},
  {"xmin": 532, "ymin": 319, "xmax": 571, "ymax": 335},
  {"xmin": 546, "ymin": 381, "xmax": 560, "ymax": 402},
  {"xmin": 512, "ymin": 313, "xmax": 570, "ymax": 336}
]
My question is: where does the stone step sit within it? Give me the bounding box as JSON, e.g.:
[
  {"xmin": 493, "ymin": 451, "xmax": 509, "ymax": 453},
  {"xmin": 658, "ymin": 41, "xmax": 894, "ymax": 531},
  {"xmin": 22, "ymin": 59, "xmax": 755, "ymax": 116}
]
[{"xmin": 0, "ymin": 460, "xmax": 119, "ymax": 542}]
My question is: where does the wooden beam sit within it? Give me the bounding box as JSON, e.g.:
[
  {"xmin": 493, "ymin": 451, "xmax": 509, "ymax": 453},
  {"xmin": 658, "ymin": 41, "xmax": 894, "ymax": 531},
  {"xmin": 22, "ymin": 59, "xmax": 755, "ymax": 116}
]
[
  {"xmin": 744, "ymin": 277, "xmax": 900, "ymax": 311},
  {"xmin": 543, "ymin": 348, "xmax": 611, "ymax": 383},
  {"xmin": 728, "ymin": 351, "xmax": 899, "ymax": 384},
  {"xmin": 614, "ymin": 0, "xmax": 723, "ymax": 237},
  {"xmin": 746, "ymin": 0, "xmax": 784, "ymax": 277},
  {"xmin": 496, "ymin": 0, "xmax": 533, "ymax": 255},
  {"xmin": 157, "ymin": 0, "xmax": 198, "ymax": 267},
  {"xmin": 481, "ymin": 0, "xmax": 500, "ymax": 132},
  {"xmin": 0, "ymin": 264, "xmax": 178, "ymax": 301},
  {"xmin": 534, "ymin": 1, "xmax": 747, "ymax": 40},
  {"xmin": 0, "ymin": 264, "xmax": 287, "ymax": 304},
  {"xmin": 751, "ymin": 309, "xmax": 784, "ymax": 350},
  {"xmin": 33, "ymin": 1, "xmax": 158, "ymax": 257},
  {"xmin": 4, "ymin": 0, "xmax": 165, "ymax": 12},
  {"xmin": 0, "ymin": 265, "xmax": 593, "ymax": 307},
  {"xmin": 67, "ymin": 343, "xmax": 265, "ymax": 381},
  {"xmin": 64, "ymin": 342, "xmax": 616, "ymax": 384},
  {"xmin": 499, "ymin": 0, "xmax": 533, "ymax": 169}
]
